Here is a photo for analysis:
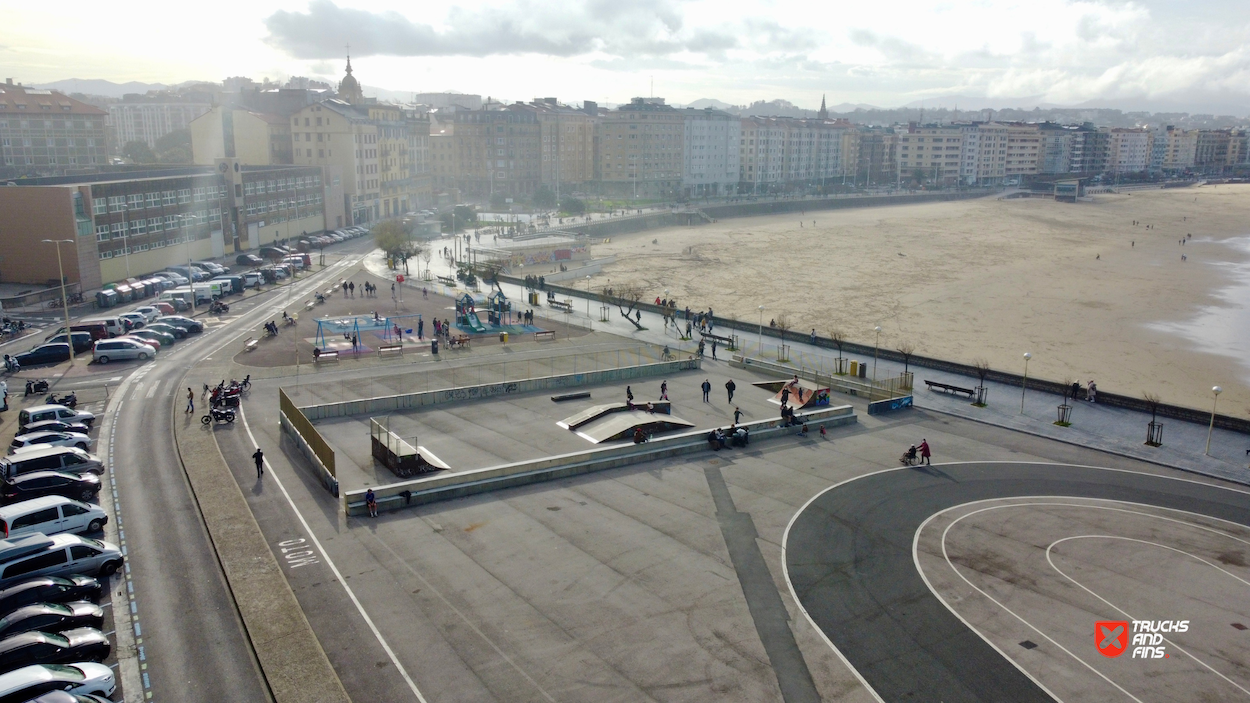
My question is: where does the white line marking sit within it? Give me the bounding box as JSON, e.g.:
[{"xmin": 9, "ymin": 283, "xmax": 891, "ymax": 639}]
[
  {"xmin": 145, "ymin": 380, "xmax": 161, "ymax": 399},
  {"xmin": 238, "ymin": 406, "xmax": 428, "ymax": 703}
]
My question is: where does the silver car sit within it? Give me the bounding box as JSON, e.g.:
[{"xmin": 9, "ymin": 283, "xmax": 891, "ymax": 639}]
[{"xmin": 91, "ymin": 339, "xmax": 156, "ymax": 364}]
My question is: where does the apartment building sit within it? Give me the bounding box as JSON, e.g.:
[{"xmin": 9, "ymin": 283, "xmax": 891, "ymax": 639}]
[
  {"xmin": 0, "ymin": 81, "xmax": 108, "ymax": 177},
  {"xmin": 1038, "ymin": 122, "xmax": 1076, "ymax": 174},
  {"xmin": 1004, "ymin": 123, "xmax": 1041, "ymax": 179},
  {"xmin": 896, "ymin": 123, "xmax": 963, "ymax": 185},
  {"xmin": 682, "ymin": 107, "xmax": 740, "ymax": 197},
  {"xmin": 108, "ymin": 99, "xmax": 211, "ymax": 150},
  {"xmin": 1149, "ymin": 126, "xmax": 1197, "ymax": 173},
  {"xmin": 960, "ymin": 123, "xmax": 1008, "ymax": 184},
  {"xmin": 599, "ymin": 98, "xmax": 684, "ymax": 199},
  {"xmin": 450, "ymin": 108, "xmax": 541, "ymax": 198},
  {"xmin": 404, "ymin": 110, "xmax": 433, "ymax": 210},
  {"xmin": 508, "ymin": 99, "xmax": 596, "ymax": 194},
  {"xmin": 1194, "ymin": 129, "xmax": 1247, "ymax": 172},
  {"xmin": 851, "ymin": 128, "xmax": 896, "ymax": 187},
  {"xmin": 1069, "ymin": 128, "xmax": 1110, "ymax": 174},
  {"xmin": 290, "ymin": 99, "xmax": 386, "ymax": 224},
  {"xmin": 739, "ymin": 116, "xmax": 852, "ymax": 192},
  {"xmin": 1107, "ymin": 128, "xmax": 1151, "ymax": 173},
  {"xmin": 190, "ymin": 106, "xmax": 293, "ymax": 166}
]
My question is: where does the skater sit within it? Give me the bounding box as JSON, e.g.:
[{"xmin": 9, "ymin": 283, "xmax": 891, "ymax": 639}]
[
  {"xmin": 252, "ymin": 447, "xmax": 265, "ymax": 478},
  {"xmin": 780, "ymin": 386, "xmax": 791, "ymax": 406},
  {"xmin": 701, "ymin": 379, "xmax": 712, "ymax": 403},
  {"xmin": 733, "ymin": 407, "xmax": 743, "ymax": 423},
  {"xmin": 659, "ymin": 381, "xmax": 668, "ymax": 400},
  {"xmin": 186, "ymin": 387, "xmax": 194, "ymax": 414},
  {"xmin": 918, "ymin": 438, "xmax": 931, "ymax": 465},
  {"xmin": 365, "ymin": 488, "xmax": 378, "ymax": 518},
  {"xmin": 725, "ymin": 379, "xmax": 736, "ymax": 403}
]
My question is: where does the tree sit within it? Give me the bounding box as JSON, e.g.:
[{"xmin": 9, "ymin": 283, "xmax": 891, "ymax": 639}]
[
  {"xmin": 489, "ymin": 192, "xmax": 508, "ymax": 210},
  {"xmin": 1142, "ymin": 392, "xmax": 1161, "ymax": 424},
  {"xmin": 972, "ymin": 359, "xmax": 991, "ymax": 406},
  {"xmin": 532, "ymin": 185, "xmax": 556, "ymax": 209},
  {"xmin": 828, "ymin": 328, "xmax": 845, "ymax": 361},
  {"xmin": 154, "ymin": 129, "xmax": 191, "ymax": 164},
  {"xmin": 440, "ymin": 204, "xmax": 477, "ymax": 233},
  {"xmin": 122, "ymin": 141, "xmax": 155, "ymax": 163},
  {"xmin": 373, "ymin": 220, "xmax": 412, "ymax": 269},
  {"xmin": 895, "ymin": 341, "xmax": 915, "ymax": 375},
  {"xmin": 603, "ymin": 283, "xmax": 644, "ymax": 330},
  {"xmin": 560, "ymin": 196, "xmax": 586, "ymax": 215}
]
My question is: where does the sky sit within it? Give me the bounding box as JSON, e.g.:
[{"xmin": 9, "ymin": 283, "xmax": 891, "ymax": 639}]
[{"xmin": 6, "ymin": 0, "xmax": 1250, "ymax": 113}]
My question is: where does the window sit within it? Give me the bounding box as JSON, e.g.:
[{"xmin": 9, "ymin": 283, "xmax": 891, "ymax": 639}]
[
  {"xmin": 62, "ymin": 503, "xmax": 89, "ymax": 517},
  {"xmin": 127, "ymin": 194, "xmax": 143, "ymax": 209},
  {"xmin": 244, "ymin": 182, "xmax": 255, "ymax": 196},
  {"xmin": 146, "ymin": 192, "xmax": 159, "ymax": 208},
  {"xmin": 163, "ymin": 191, "xmax": 175, "ymax": 206},
  {"xmin": 108, "ymin": 196, "xmax": 125, "ymax": 213},
  {"xmin": 4, "ymin": 550, "xmax": 68, "ymax": 578},
  {"xmin": 92, "ymin": 197, "xmax": 106, "ymax": 214},
  {"xmin": 193, "ymin": 187, "xmax": 204, "ymax": 202},
  {"xmin": 131, "ymin": 221, "xmax": 143, "ymax": 235},
  {"xmin": 70, "ymin": 545, "xmax": 99, "ymax": 561},
  {"xmin": 95, "ymin": 225, "xmax": 109, "ymax": 241},
  {"xmin": 149, "ymin": 217, "xmax": 163, "ymax": 232},
  {"xmin": 177, "ymin": 189, "xmax": 191, "ymax": 204},
  {"xmin": 12, "ymin": 508, "xmax": 60, "ymax": 530}
]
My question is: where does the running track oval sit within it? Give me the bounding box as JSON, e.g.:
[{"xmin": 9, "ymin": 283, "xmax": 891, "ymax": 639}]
[{"xmin": 783, "ymin": 462, "xmax": 1250, "ymax": 702}]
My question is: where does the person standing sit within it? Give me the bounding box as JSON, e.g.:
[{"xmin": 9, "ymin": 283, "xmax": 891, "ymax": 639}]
[
  {"xmin": 725, "ymin": 379, "xmax": 736, "ymax": 403},
  {"xmin": 701, "ymin": 379, "xmax": 712, "ymax": 403},
  {"xmin": 252, "ymin": 448, "xmax": 265, "ymax": 478},
  {"xmin": 780, "ymin": 386, "xmax": 790, "ymax": 406},
  {"xmin": 733, "ymin": 407, "xmax": 743, "ymax": 423},
  {"xmin": 186, "ymin": 387, "xmax": 195, "ymax": 414},
  {"xmin": 626, "ymin": 385, "xmax": 634, "ymax": 403},
  {"xmin": 918, "ymin": 438, "xmax": 931, "ymax": 465},
  {"xmin": 711, "ymin": 339, "xmax": 718, "ymax": 360},
  {"xmin": 1087, "ymin": 381, "xmax": 1097, "ymax": 403},
  {"xmin": 1071, "ymin": 381, "xmax": 1081, "ymax": 403},
  {"xmin": 811, "ymin": 329, "xmax": 817, "ymax": 344},
  {"xmin": 365, "ymin": 488, "xmax": 378, "ymax": 518},
  {"xmin": 659, "ymin": 381, "xmax": 668, "ymax": 400}
]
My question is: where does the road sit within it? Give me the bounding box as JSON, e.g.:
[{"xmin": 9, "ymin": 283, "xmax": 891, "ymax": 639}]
[
  {"xmin": 783, "ymin": 462, "xmax": 1250, "ymax": 703},
  {"xmin": 24, "ymin": 239, "xmax": 375, "ymax": 702}
]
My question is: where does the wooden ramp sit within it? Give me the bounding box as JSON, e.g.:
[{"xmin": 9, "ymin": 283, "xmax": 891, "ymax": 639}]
[
  {"xmin": 559, "ymin": 401, "xmax": 672, "ymax": 430},
  {"xmin": 576, "ymin": 412, "xmax": 695, "ymax": 443}
]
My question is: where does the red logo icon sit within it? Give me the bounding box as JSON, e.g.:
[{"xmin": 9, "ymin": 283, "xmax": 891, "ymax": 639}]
[
  {"xmin": 396, "ymin": 275, "xmax": 405, "ymax": 283},
  {"xmin": 1096, "ymin": 621, "xmax": 1129, "ymax": 657}
]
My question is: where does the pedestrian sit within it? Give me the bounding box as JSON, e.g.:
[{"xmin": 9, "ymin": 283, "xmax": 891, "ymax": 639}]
[
  {"xmin": 660, "ymin": 381, "xmax": 668, "ymax": 400},
  {"xmin": 685, "ymin": 320, "xmax": 692, "ymax": 338},
  {"xmin": 733, "ymin": 406, "xmax": 742, "ymax": 423},
  {"xmin": 626, "ymin": 385, "xmax": 634, "ymax": 403},
  {"xmin": 1087, "ymin": 381, "xmax": 1097, "ymax": 403},
  {"xmin": 365, "ymin": 488, "xmax": 378, "ymax": 518},
  {"xmin": 418, "ymin": 319, "xmax": 424, "ymax": 339},
  {"xmin": 725, "ymin": 379, "xmax": 736, "ymax": 403},
  {"xmin": 351, "ymin": 334, "xmax": 358, "ymax": 353},
  {"xmin": 342, "ymin": 280, "xmax": 349, "ymax": 295},
  {"xmin": 811, "ymin": 328, "xmax": 817, "ymax": 344},
  {"xmin": 1071, "ymin": 381, "xmax": 1081, "ymax": 403},
  {"xmin": 918, "ymin": 438, "xmax": 931, "ymax": 465},
  {"xmin": 186, "ymin": 387, "xmax": 194, "ymax": 414},
  {"xmin": 635, "ymin": 309, "xmax": 641, "ymax": 324},
  {"xmin": 349, "ymin": 281, "xmax": 355, "ymax": 297},
  {"xmin": 780, "ymin": 386, "xmax": 790, "ymax": 406},
  {"xmin": 701, "ymin": 379, "xmax": 712, "ymax": 403},
  {"xmin": 252, "ymin": 447, "xmax": 264, "ymax": 478},
  {"xmin": 711, "ymin": 339, "xmax": 718, "ymax": 359},
  {"xmin": 697, "ymin": 340, "xmax": 705, "ymax": 358},
  {"xmin": 423, "ymin": 287, "xmax": 428, "ymax": 299}
]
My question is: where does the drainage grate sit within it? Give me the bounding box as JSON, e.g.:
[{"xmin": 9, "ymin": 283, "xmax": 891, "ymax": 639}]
[{"xmin": 1019, "ymin": 640, "xmax": 1039, "ymax": 650}]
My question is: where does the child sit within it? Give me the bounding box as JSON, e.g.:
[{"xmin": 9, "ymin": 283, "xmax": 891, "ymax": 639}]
[{"xmin": 819, "ymin": 424, "xmax": 827, "ymax": 437}]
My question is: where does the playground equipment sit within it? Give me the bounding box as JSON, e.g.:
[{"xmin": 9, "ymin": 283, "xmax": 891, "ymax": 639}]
[
  {"xmin": 314, "ymin": 313, "xmax": 423, "ymax": 350},
  {"xmin": 455, "ymin": 293, "xmax": 489, "ymax": 332},
  {"xmin": 485, "ymin": 289, "xmax": 513, "ymax": 326}
]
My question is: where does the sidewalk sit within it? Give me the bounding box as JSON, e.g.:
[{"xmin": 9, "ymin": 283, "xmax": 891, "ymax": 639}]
[{"xmin": 389, "ymin": 245, "xmax": 1250, "ymax": 487}]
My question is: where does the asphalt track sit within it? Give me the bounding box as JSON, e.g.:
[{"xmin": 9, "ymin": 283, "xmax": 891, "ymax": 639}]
[{"xmin": 783, "ymin": 462, "xmax": 1250, "ymax": 703}]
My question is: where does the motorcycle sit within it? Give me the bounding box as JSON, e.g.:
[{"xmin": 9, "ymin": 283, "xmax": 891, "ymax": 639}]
[
  {"xmin": 202, "ymin": 406, "xmax": 236, "ymax": 424},
  {"xmin": 24, "ymin": 379, "xmax": 49, "ymax": 397},
  {"xmin": 47, "ymin": 391, "xmax": 77, "ymax": 409},
  {"xmin": 210, "ymin": 301, "xmax": 230, "ymax": 314}
]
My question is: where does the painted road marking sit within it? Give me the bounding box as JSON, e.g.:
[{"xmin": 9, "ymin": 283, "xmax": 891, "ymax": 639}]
[
  {"xmin": 145, "ymin": 380, "xmax": 161, "ymax": 399},
  {"xmin": 277, "ymin": 538, "xmax": 320, "ymax": 569}
]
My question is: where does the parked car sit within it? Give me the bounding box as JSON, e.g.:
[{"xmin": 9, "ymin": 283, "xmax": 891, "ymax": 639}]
[
  {"xmin": 117, "ymin": 335, "xmax": 160, "ymax": 352},
  {"xmin": 0, "ymin": 448, "xmax": 104, "ymax": 480},
  {"xmin": 0, "ymin": 534, "xmax": 122, "ymax": 585},
  {"xmin": 151, "ymin": 301, "xmax": 177, "ymax": 315},
  {"xmin": 14, "ymin": 422, "xmax": 90, "ymax": 438},
  {"xmin": 116, "ymin": 313, "xmax": 146, "ymax": 330},
  {"xmin": 195, "ymin": 261, "xmax": 227, "ymax": 275},
  {"xmin": 158, "ymin": 316, "xmax": 203, "ymax": 334},
  {"xmin": 0, "ymin": 472, "xmax": 100, "ymax": 504},
  {"xmin": 0, "ymin": 628, "xmax": 110, "ymax": 674},
  {"xmin": 16, "ymin": 408, "xmax": 94, "ymax": 431},
  {"xmin": 129, "ymin": 306, "xmax": 162, "ymax": 322},
  {"xmin": 143, "ymin": 323, "xmax": 186, "ymax": 340},
  {"xmin": 236, "ymin": 254, "xmax": 263, "ymax": 266},
  {"xmin": 0, "ymin": 663, "xmax": 115, "ymax": 701},
  {"xmin": 0, "ymin": 602, "xmax": 104, "ymax": 639},
  {"xmin": 0, "ymin": 576, "xmax": 101, "ymax": 615},
  {"xmin": 18, "ymin": 690, "xmax": 112, "ymax": 703},
  {"xmin": 125, "ymin": 329, "xmax": 174, "ymax": 348},
  {"xmin": 39, "ymin": 334, "xmax": 92, "ymax": 355},
  {"xmin": 14, "ymin": 345, "xmax": 71, "ymax": 368},
  {"xmin": 0, "ymin": 497, "xmax": 107, "ymax": 540},
  {"xmin": 9, "ymin": 433, "xmax": 92, "ymax": 455},
  {"xmin": 151, "ymin": 271, "xmax": 188, "ymax": 286},
  {"xmin": 91, "ymin": 339, "xmax": 156, "ymax": 364}
]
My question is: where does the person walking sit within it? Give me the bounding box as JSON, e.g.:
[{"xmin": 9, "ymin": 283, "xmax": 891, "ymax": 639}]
[
  {"xmin": 185, "ymin": 387, "xmax": 194, "ymax": 414},
  {"xmin": 733, "ymin": 407, "xmax": 743, "ymax": 424},
  {"xmin": 918, "ymin": 439, "xmax": 931, "ymax": 466},
  {"xmin": 711, "ymin": 339, "xmax": 718, "ymax": 360},
  {"xmin": 780, "ymin": 386, "xmax": 790, "ymax": 406},
  {"xmin": 1087, "ymin": 381, "xmax": 1097, "ymax": 403},
  {"xmin": 626, "ymin": 385, "xmax": 634, "ymax": 403},
  {"xmin": 701, "ymin": 379, "xmax": 712, "ymax": 403},
  {"xmin": 1071, "ymin": 381, "xmax": 1081, "ymax": 403},
  {"xmin": 659, "ymin": 381, "xmax": 668, "ymax": 401},
  {"xmin": 252, "ymin": 447, "xmax": 265, "ymax": 478},
  {"xmin": 725, "ymin": 379, "xmax": 736, "ymax": 403},
  {"xmin": 365, "ymin": 488, "xmax": 378, "ymax": 518},
  {"xmin": 811, "ymin": 328, "xmax": 817, "ymax": 344}
]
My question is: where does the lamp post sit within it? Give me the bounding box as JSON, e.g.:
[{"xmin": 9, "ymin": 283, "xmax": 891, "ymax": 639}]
[
  {"xmin": 1205, "ymin": 385, "xmax": 1222, "ymax": 455},
  {"xmin": 872, "ymin": 325, "xmax": 882, "ymax": 394},
  {"xmin": 585, "ymin": 275, "xmax": 591, "ymax": 317},
  {"xmin": 757, "ymin": 305, "xmax": 765, "ymax": 357},
  {"xmin": 41, "ymin": 239, "xmax": 75, "ymax": 366},
  {"xmin": 1020, "ymin": 352, "xmax": 1032, "ymax": 414}
]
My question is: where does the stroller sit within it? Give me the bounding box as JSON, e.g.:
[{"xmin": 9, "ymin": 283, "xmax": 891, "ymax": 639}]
[{"xmin": 900, "ymin": 445, "xmax": 919, "ymax": 466}]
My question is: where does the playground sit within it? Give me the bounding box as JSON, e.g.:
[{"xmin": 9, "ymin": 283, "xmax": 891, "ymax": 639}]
[{"xmin": 232, "ymin": 268, "xmax": 590, "ymax": 368}]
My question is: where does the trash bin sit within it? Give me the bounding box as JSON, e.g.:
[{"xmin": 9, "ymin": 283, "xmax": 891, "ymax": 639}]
[
  {"xmin": 500, "ymin": 332, "xmax": 509, "ymax": 343},
  {"xmin": 858, "ymin": 362, "xmax": 867, "ymax": 378},
  {"xmin": 431, "ymin": 339, "xmax": 439, "ymax": 355}
]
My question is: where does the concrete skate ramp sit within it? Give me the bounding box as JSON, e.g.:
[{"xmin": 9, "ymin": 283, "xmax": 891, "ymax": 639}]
[
  {"xmin": 576, "ymin": 411, "xmax": 695, "ymax": 443},
  {"xmin": 753, "ymin": 379, "xmax": 829, "ymax": 408},
  {"xmin": 559, "ymin": 401, "xmax": 671, "ymax": 430}
]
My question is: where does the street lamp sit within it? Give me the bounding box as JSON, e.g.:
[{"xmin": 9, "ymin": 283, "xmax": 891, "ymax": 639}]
[
  {"xmin": 1205, "ymin": 385, "xmax": 1222, "ymax": 456},
  {"xmin": 585, "ymin": 275, "xmax": 591, "ymax": 317},
  {"xmin": 41, "ymin": 239, "xmax": 75, "ymax": 366},
  {"xmin": 757, "ymin": 305, "xmax": 765, "ymax": 357},
  {"xmin": 1020, "ymin": 352, "xmax": 1032, "ymax": 413},
  {"xmin": 872, "ymin": 325, "xmax": 882, "ymax": 393},
  {"xmin": 178, "ymin": 214, "xmax": 196, "ymax": 312}
]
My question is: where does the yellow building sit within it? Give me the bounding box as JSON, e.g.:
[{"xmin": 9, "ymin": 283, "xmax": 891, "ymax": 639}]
[{"xmin": 190, "ymin": 106, "xmax": 292, "ymax": 166}]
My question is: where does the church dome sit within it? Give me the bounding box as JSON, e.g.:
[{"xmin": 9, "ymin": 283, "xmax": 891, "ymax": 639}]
[{"xmin": 338, "ymin": 56, "xmax": 363, "ymax": 103}]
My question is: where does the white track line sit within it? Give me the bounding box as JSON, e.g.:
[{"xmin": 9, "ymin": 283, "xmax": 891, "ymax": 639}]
[{"xmin": 238, "ymin": 406, "xmax": 428, "ymax": 703}]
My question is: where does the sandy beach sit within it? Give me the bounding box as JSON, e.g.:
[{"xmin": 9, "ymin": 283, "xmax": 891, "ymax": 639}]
[{"xmin": 591, "ymin": 185, "xmax": 1250, "ymax": 415}]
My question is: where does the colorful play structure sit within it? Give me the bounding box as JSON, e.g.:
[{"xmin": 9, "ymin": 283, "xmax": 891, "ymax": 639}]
[
  {"xmin": 314, "ymin": 313, "xmax": 424, "ymax": 352},
  {"xmin": 456, "ymin": 290, "xmax": 520, "ymax": 332}
]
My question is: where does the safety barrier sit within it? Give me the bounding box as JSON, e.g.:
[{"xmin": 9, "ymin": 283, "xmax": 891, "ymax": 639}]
[{"xmin": 278, "ymin": 388, "xmax": 338, "ymax": 496}]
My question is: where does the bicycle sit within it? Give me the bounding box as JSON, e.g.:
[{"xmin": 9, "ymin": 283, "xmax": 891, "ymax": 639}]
[{"xmin": 661, "ymin": 346, "xmax": 675, "ymax": 361}]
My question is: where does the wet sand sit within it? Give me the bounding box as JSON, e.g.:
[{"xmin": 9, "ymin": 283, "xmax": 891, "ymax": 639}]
[{"xmin": 593, "ymin": 185, "xmax": 1250, "ymax": 415}]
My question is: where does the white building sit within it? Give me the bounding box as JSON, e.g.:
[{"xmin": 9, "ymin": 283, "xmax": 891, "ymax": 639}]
[
  {"xmin": 739, "ymin": 116, "xmax": 852, "ymax": 193},
  {"xmin": 108, "ymin": 101, "xmax": 212, "ymax": 149},
  {"xmin": 1107, "ymin": 128, "xmax": 1152, "ymax": 173},
  {"xmin": 681, "ymin": 108, "xmax": 740, "ymax": 196}
]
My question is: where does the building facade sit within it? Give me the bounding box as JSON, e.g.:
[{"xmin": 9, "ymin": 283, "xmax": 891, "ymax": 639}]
[
  {"xmin": 108, "ymin": 100, "xmax": 211, "ymax": 150},
  {"xmin": 509, "ymin": 99, "xmax": 596, "ymax": 195},
  {"xmin": 738, "ymin": 116, "xmax": 852, "ymax": 193},
  {"xmin": 1107, "ymin": 128, "xmax": 1151, "ymax": 173},
  {"xmin": 599, "ymin": 98, "xmax": 684, "ymax": 199},
  {"xmin": 0, "ymin": 81, "xmax": 108, "ymax": 177},
  {"xmin": 450, "ymin": 108, "xmax": 541, "ymax": 198},
  {"xmin": 190, "ymin": 106, "xmax": 293, "ymax": 166},
  {"xmin": 896, "ymin": 124, "xmax": 964, "ymax": 185},
  {"xmin": 681, "ymin": 107, "xmax": 740, "ymax": 196}
]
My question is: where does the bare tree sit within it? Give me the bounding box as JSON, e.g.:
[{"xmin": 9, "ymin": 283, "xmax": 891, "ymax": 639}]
[
  {"xmin": 829, "ymin": 328, "xmax": 845, "ymax": 360},
  {"xmin": 895, "ymin": 341, "xmax": 916, "ymax": 375},
  {"xmin": 972, "ymin": 359, "xmax": 991, "ymax": 405},
  {"xmin": 603, "ymin": 283, "xmax": 645, "ymax": 330},
  {"xmin": 774, "ymin": 313, "xmax": 791, "ymax": 335},
  {"xmin": 1142, "ymin": 392, "xmax": 1161, "ymax": 424}
]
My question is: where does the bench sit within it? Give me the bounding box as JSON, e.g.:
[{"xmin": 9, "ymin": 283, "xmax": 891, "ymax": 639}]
[
  {"xmin": 534, "ymin": 330, "xmax": 556, "ymax": 341},
  {"xmin": 448, "ymin": 334, "xmax": 471, "ymax": 349},
  {"xmin": 548, "ymin": 299, "xmax": 573, "ymax": 313},
  {"xmin": 314, "ymin": 350, "xmax": 339, "ymax": 363},
  {"xmin": 700, "ymin": 331, "xmax": 735, "ymax": 348},
  {"xmin": 305, "ymin": 300, "xmax": 316, "ymax": 310},
  {"xmin": 323, "ymin": 287, "xmax": 336, "ymax": 297},
  {"xmin": 377, "ymin": 344, "xmax": 403, "ymax": 357},
  {"xmin": 924, "ymin": 380, "xmax": 976, "ymax": 398},
  {"xmin": 551, "ymin": 391, "xmax": 591, "ymax": 402},
  {"xmin": 436, "ymin": 275, "xmax": 456, "ymax": 286},
  {"xmin": 243, "ymin": 338, "xmax": 258, "ymax": 352}
]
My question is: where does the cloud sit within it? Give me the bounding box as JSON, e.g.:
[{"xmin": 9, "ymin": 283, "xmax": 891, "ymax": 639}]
[{"xmin": 264, "ymin": 0, "xmax": 738, "ymax": 60}]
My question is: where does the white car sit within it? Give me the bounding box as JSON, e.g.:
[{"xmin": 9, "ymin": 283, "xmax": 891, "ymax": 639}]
[
  {"xmin": 152, "ymin": 271, "xmax": 188, "ymax": 286},
  {"xmin": 91, "ymin": 339, "xmax": 156, "ymax": 364},
  {"xmin": 10, "ymin": 432, "xmax": 92, "ymax": 454},
  {"xmin": 130, "ymin": 306, "xmax": 162, "ymax": 322},
  {"xmin": 0, "ymin": 662, "xmax": 116, "ymax": 700},
  {"xmin": 117, "ymin": 313, "xmax": 146, "ymax": 330}
]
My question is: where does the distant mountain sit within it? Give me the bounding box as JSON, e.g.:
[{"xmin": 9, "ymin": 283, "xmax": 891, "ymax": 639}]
[
  {"xmin": 829, "ymin": 102, "xmax": 879, "ymax": 112},
  {"xmin": 902, "ymin": 95, "xmax": 1059, "ymax": 111},
  {"xmin": 686, "ymin": 98, "xmax": 736, "ymax": 110},
  {"xmin": 34, "ymin": 78, "xmax": 174, "ymax": 98}
]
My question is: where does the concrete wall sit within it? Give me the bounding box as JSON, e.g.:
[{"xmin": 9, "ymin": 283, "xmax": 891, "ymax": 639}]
[
  {"xmin": 278, "ymin": 412, "xmax": 339, "ymax": 496},
  {"xmin": 344, "ymin": 404, "xmax": 857, "ymax": 515},
  {"xmin": 0, "ymin": 186, "xmax": 83, "ymax": 286}
]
